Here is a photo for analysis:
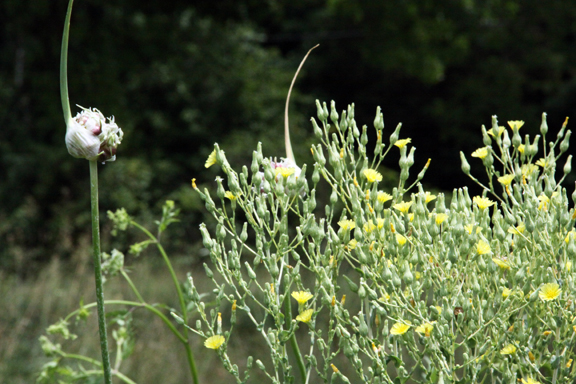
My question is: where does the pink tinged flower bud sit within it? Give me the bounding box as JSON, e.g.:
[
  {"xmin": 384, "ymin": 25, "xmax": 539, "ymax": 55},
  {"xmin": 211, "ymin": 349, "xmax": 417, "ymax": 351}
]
[{"xmin": 65, "ymin": 106, "xmax": 124, "ymax": 162}]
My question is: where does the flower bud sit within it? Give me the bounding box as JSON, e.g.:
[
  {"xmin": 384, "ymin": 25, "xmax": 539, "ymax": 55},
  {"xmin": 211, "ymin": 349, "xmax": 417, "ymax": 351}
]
[{"xmin": 66, "ymin": 106, "xmax": 123, "ymax": 162}]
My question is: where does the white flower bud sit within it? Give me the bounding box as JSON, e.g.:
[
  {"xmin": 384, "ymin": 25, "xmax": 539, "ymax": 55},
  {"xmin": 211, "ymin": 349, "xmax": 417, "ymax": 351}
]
[{"xmin": 65, "ymin": 106, "xmax": 123, "ymax": 162}]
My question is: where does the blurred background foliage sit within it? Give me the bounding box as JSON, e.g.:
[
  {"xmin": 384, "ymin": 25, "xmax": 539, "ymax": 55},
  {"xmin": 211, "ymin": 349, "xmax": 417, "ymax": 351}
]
[
  {"xmin": 2, "ymin": 0, "xmax": 576, "ymax": 273},
  {"xmin": 2, "ymin": 0, "xmax": 576, "ymax": 381}
]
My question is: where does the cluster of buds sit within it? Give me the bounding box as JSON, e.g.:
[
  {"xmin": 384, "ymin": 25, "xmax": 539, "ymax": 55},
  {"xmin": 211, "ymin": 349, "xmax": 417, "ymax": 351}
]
[{"xmin": 65, "ymin": 106, "xmax": 123, "ymax": 162}]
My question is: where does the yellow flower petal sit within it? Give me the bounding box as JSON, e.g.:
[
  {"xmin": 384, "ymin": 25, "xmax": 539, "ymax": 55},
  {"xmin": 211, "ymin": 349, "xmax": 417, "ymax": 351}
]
[
  {"xmin": 224, "ymin": 191, "xmax": 240, "ymax": 200},
  {"xmin": 500, "ymin": 344, "xmax": 517, "ymax": 355},
  {"xmin": 394, "ymin": 138, "xmax": 412, "ymax": 149},
  {"xmin": 393, "ymin": 201, "xmax": 413, "ymax": 213},
  {"xmin": 291, "ymin": 291, "xmax": 313, "ymax": 304},
  {"xmin": 415, "ymin": 322, "xmax": 435, "ymax": 337},
  {"xmin": 396, "ymin": 233, "xmax": 407, "ymax": 246},
  {"xmin": 492, "ymin": 258, "xmax": 511, "ymax": 270},
  {"xmin": 507, "ymin": 120, "xmax": 525, "ymax": 130},
  {"xmin": 390, "ymin": 321, "xmax": 411, "ymax": 335},
  {"xmin": 539, "ymin": 283, "xmax": 561, "ymax": 301},
  {"xmin": 424, "ymin": 192, "xmax": 437, "ymax": 203},
  {"xmin": 473, "ymin": 196, "xmax": 495, "ymax": 210},
  {"xmin": 471, "ymin": 147, "xmax": 489, "ymax": 159},
  {"xmin": 363, "ymin": 169, "xmax": 383, "ymax": 183},
  {"xmin": 502, "ymin": 288, "xmax": 512, "ymax": 298},
  {"xmin": 204, "ymin": 335, "xmax": 225, "ymax": 349},
  {"xmin": 435, "ymin": 213, "xmax": 448, "ymax": 225},
  {"xmin": 275, "ymin": 167, "xmax": 295, "ymax": 178},
  {"xmin": 296, "ymin": 309, "xmax": 314, "ymax": 323},
  {"xmin": 205, "ymin": 150, "xmax": 217, "ymax": 168},
  {"xmin": 476, "ymin": 240, "xmax": 491, "ymax": 255},
  {"xmin": 338, "ymin": 219, "xmax": 355, "ymax": 231},
  {"xmin": 377, "ymin": 191, "xmax": 393, "ymax": 203},
  {"xmin": 497, "ymin": 174, "xmax": 515, "ymax": 186}
]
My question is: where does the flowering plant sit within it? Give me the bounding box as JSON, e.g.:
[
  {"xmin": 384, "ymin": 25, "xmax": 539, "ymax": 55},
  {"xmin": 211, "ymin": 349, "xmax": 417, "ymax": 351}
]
[{"xmin": 189, "ymin": 103, "xmax": 576, "ymax": 384}]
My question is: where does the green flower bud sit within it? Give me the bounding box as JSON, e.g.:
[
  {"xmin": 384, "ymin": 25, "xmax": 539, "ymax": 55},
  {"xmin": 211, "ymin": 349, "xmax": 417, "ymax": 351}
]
[{"xmin": 460, "ymin": 152, "xmax": 471, "ymax": 175}]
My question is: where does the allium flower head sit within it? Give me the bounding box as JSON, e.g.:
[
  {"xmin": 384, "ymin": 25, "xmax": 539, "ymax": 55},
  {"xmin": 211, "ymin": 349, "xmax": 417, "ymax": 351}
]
[
  {"xmin": 471, "ymin": 147, "xmax": 489, "ymax": 159},
  {"xmin": 390, "ymin": 321, "xmax": 411, "ymax": 335},
  {"xmin": 66, "ymin": 106, "xmax": 123, "ymax": 162},
  {"xmin": 363, "ymin": 169, "xmax": 383, "ymax": 183},
  {"xmin": 539, "ymin": 283, "xmax": 561, "ymax": 301},
  {"xmin": 204, "ymin": 335, "xmax": 225, "ymax": 349},
  {"xmin": 292, "ymin": 291, "xmax": 313, "ymax": 304}
]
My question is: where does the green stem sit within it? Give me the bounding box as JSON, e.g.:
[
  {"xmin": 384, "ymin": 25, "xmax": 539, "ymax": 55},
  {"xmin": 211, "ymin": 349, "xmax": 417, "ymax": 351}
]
[
  {"xmin": 66, "ymin": 299, "xmax": 187, "ymax": 344},
  {"xmin": 131, "ymin": 221, "xmax": 199, "ymax": 384},
  {"xmin": 284, "ymin": 294, "xmax": 306, "ymax": 381},
  {"xmin": 89, "ymin": 160, "xmax": 113, "ymax": 384},
  {"xmin": 60, "ymin": 0, "xmax": 73, "ymax": 122}
]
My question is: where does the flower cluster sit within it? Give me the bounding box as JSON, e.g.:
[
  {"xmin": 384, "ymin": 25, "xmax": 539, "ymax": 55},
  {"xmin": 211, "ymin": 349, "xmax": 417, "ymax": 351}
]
[{"xmin": 65, "ymin": 106, "xmax": 123, "ymax": 162}]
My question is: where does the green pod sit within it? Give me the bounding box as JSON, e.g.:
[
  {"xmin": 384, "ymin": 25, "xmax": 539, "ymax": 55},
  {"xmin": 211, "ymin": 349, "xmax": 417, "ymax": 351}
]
[
  {"xmin": 343, "ymin": 275, "xmax": 359, "ymax": 293},
  {"xmin": 203, "ymin": 263, "xmax": 214, "ymax": 279}
]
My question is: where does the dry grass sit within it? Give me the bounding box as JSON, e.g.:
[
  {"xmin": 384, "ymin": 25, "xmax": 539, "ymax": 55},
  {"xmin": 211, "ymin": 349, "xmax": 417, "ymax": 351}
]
[{"xmin": 0, "ymin": 253, "xmax": 270, "ymax": 384}]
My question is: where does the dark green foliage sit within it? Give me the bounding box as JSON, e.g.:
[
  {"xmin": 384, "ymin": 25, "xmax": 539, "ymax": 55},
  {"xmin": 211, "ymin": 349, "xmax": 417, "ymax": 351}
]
[{"xmin": 2, "ymin": 0, "xmax": 576, "ymax": 272}]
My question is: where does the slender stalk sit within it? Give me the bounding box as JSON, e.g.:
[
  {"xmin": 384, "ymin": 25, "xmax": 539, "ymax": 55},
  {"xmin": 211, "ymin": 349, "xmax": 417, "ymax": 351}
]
[
  {"xmin": 90, "ymin": 160, "xmax": 113, "ymax": 384},
  {"xmin": 130, "ymin": 221, "xmax": 199, "ymax": 384},
  {"xmin": 284, "ymin": 294, "xmax": 306, "ymax": 381},
  {"xmin": 60, "ymin": 0, "xmax": 73, "ymax": 122}
]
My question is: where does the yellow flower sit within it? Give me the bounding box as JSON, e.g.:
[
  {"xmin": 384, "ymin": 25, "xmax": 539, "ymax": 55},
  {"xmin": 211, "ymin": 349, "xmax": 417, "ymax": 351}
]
[
  {"xmin": 338, "ymin": 220, "xmax": 355, "ymax": 231},
  {"xmin": 390, "ymin": 321, "xmax": 411, "ymax": 335},
  {"xmin": 363, "ymin": 169, "xmax": 383, "ymax": 183},
  {"xmin": 566, "ymin": 261, "xmax": 572, "ymax": 272},
  {"xmin": 347, "ymin": 239, "xmax": 358, "ymax": 249},
  {"xmin": 394, "ymin": 138, "xmax": 412, "ymax": 149},
  {"xmin": 492, "ymin": 258, "xmax": 510, "ymax": 270},
  {"xmin": 565, "ymin": 230, "xmax": 576, "ymax": 243},
  {"xmin": 435, "ymin": 213, "xmax": 448, "ymax": 225},
  {"xmin": 377, "ymin": 191, "xmax": 393, "ymax": 203},
  {"xmin": 379, "ymin": 293, "xmax": 391, "ymax": 301},
  {"xmin": 396, "ymin": 233, "xmax": 407, "ymax": 246},
  {"xmin": 518, "ymin": 144, "xmax": 525, "ymax": 154},
  {"xmin": 487, "ymin": 126, "xmax": 506, "ymax": 137},
  {"xmin": 424, "ymin": 192, "xmax": 437, "ymax": 203},
  {"xmin": 275, "ymin": 167, "xmax": 295, "ymax": 178},
  {"xmin": 464, "ymin": 224, "xmax": 482, "ymax": 235},
  {"xmin": 521, "ymin": 164, "xmax": 538, "ymax": 176},
  {"xmin": 500, "ymin": 344, "xmax": 517, "ymax": 355},
  {"xmin": 393, "ymin": 201, "xmax": 413, "ymax": 213},
  {"xmin": 376, "ymin": 218, "xmax": 385, "ymax": 229},
  {"xmin": 292, "ymin": 291, "xmax": 313, "ymax": 304},
  {"xmin": 521, "ymin": 378, "xmax": 541, "ymax": 384},
  {"xmin": 539, "ymin": 283, "xmax": 561, "ymax": 301},
  {"xmin": 473, "ymin": 196, "xmax": 495, "ymax": 210},
  {"xmin": 476, "ymin": 240, "xmax": 491, "ymax": 255},
  {"xmin": 471, "ymin": 147, "xmax": 489, "ymax": 159},
  {"xmin": 224, "ymin": 191, "xmax": 240, "ymax": 200},
  {"xmin": 497, "ymin": 174, "xmax": 515, "ymax": 186},
  {"xmin": 205, "ymin": 149, "xmax": 217, "ymax": 168},
  {"xmin": 508, "ymin": 224, "xmax": 525, "ymax": 235},
  {"xmin": 415, "ymin": 322, "xmax": 435, "ymax": 337},
  {"xmin": 508, "ymin": 120, "xmax": 525, "ymax": 130},
  {"xmin": 296, "ymin": 309, "xmax": 314, "ymax": 323},
  {"xmin": 536, "ymin": 158, "xmax": 548, "ymax": 168},
  {"xmin": 364, "ymin": 221, "xmax": 377, "ymax": 233},
  {"xmin": 204, "ymin": 335, "xmax": 225, "ymax": 349},
  {"xmin": 537, "ymin": 194, "xmax": 549, "ymax": 211},
  {"xmin": 502, "ymin": 288, "xmax": 512, "ymax": 298},
  {"xmin": 434, "ymin": 306, "xmax": 442, "ymax": 314}
]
